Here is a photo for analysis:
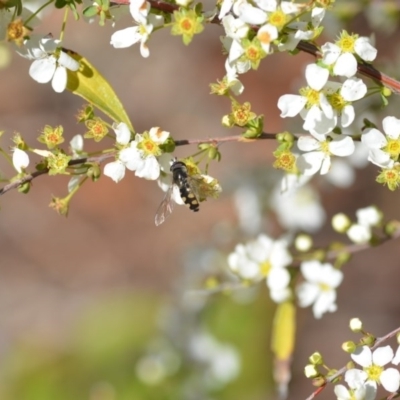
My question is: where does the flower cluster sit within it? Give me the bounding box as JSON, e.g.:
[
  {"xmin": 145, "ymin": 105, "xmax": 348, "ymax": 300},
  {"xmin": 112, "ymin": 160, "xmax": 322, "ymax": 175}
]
[
  {"xmin": 361, "ymin": 116, "xmax": 400, "ymax": 190},
  {"xmin": 277, "ymin": 61, "xmax": 372, "ymax": 177},
  {"xmin": 104, "ymin": 123, "xmax": 169, "ymax": 182},
  {"xmin": 227, "ymin": 234, "xmax": 292, "ymax": 303},
  {"xmin": 332, "ymin": 206, "xmax": 382, "ymax": 244},
  {"xmin": 110, "ymin": 0, "xmax": 164, "ymax": 57},
  {"xmin": 219, "ymin": 1, "xmax": 326, "ymax": 93},
  {"xmin": 227, "ymin": 235, "xmax": 344, "ymax": 318},
  {"xmin": 334, "ymin": 345, "xmax": 400, "ymax": 399}
]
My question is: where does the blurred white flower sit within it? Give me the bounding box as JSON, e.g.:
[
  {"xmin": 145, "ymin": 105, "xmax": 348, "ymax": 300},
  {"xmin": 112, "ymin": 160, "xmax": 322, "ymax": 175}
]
[{"xmin": 296, "ymin": 260, "xmax": 343, "ymax": 318}]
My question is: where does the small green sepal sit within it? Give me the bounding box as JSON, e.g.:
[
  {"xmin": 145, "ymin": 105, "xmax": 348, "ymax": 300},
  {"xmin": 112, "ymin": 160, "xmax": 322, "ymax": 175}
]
[{"xmin": 159, "ymin": 137, "xmax": 176, "ymax": 153}]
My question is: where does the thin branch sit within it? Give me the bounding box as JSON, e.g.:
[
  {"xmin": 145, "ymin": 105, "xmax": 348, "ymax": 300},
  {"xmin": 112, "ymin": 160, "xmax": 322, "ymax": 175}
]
[
  {"xmin": 174, "ymin": 132, "xmax": 276, "ymax": 145},
  {"xmin": 0, "ymin": 132, "xmax": 277, "ymax": 196},
  {"xmin": 0, "ymin": 154, "xmax": 114, "ymax": 196}
]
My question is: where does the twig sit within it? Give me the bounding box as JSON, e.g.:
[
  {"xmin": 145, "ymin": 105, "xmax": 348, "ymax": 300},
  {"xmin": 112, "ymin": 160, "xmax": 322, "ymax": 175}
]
[
  {"xmin": 0, "ymin": 153, "xmax": 114, "ymax": 196},
  {"xmin": 0, "ymin": 132, "xmax": 276, "ymax": 196}
]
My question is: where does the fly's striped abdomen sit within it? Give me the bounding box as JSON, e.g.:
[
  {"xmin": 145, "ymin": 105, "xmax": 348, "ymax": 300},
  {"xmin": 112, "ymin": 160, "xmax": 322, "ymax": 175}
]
[
  {"xmin": 179, "ymin": 183, "xmax": 199, "ymax": 212},
  {"xmin": 171, "ymin": 161, "xmax": 200, "ymax": 212}
]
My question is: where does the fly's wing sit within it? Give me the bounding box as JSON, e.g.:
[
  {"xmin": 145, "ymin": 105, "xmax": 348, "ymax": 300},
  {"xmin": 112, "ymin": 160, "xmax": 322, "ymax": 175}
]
[
  {"xmin": 187, "ymin": 174, "xmax": 221, "ymax": 202},
  {"xmin": 186, "ymin": 175, "xmax": 203, "ymax": 202},
  {"xmin": 155, "ymin": 185, "xmax": 175, "ymax": 226}
]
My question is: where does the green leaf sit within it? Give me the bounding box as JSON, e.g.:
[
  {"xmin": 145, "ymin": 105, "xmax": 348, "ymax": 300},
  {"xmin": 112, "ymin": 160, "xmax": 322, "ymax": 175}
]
[{"xmin": 65, "ymin": 49, "xmax": 134, "ymax": 132}]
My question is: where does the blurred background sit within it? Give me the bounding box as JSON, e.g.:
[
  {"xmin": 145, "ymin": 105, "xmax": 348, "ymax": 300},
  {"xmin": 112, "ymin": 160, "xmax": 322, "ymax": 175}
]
[{"xmin": 1, "ymin": 2, "xmax": 400, "ymax": 399}]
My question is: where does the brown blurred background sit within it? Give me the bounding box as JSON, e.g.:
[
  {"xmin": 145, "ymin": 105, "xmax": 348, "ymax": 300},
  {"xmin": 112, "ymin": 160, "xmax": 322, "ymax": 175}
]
[{"xmin": 1, "ymin": 4, "xmax": 400, "ymax": 399}]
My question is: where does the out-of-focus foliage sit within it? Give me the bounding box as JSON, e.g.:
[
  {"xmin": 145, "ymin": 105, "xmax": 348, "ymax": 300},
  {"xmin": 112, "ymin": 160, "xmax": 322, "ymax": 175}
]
[{"xmin": 0, "ymin": 290, "xmax": 275, "ymax": 400}]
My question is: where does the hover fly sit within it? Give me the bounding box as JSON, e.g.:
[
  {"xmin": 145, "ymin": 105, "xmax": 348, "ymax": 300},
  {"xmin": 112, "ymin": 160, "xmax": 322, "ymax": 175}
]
[{"xmin": 155, "ymin": 159, "xmax": 221, "ymax": 226}]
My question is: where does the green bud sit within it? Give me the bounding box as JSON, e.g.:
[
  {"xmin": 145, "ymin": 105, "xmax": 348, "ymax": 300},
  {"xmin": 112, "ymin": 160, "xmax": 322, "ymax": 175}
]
[
  {"xmin": 342, "ymin": 341, "xmax": 356, "ymax": 353},
  {"xmin": 18, "ymin": 181, "xmax": 30, "ymax": 194},
  {"xmin": 382, "ymin": 87, "xmax": 392, "ymax": 97},
  {"xmin": 312, "ymin": 377, "xmax": 326, "ymax": 387},
  {"xmin": 159, "ymin": 137, "xmax": 176, "ymax": 153},
  {"xmin": 88, "ymin": 163, "xmax": 101, "ymax": 181},
  {"xmin": 309, "ymin": 352, "xmax": 323, "ymax": 365},
  {"xmin": 360, "ymin": 334, "xmax": 375, "ymax": 346},
  {"xmin": 242, "ymin": 115, "xmax": 264, "ymax": 138},
  {"xmin": 385, "ymin": 220, "xmax": 400, "ymax": 237}
]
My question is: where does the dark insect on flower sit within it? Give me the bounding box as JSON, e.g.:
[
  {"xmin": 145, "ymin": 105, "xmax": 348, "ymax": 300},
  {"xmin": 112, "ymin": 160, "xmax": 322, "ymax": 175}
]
[
  {"xmin": 155, "ymin": 159, "xmax": 221, "ymax": 226},
  {"xmin": 155, "ymin": 159, "xmax": 200, "ymax": 226}
]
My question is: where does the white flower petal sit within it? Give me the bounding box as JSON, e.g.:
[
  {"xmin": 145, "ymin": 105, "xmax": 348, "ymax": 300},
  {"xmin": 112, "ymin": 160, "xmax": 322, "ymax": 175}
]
[
  {"xmin": 319, "ymin": 155, "xmax": 331, "ymax": 175},
  {"xmin": 12, "ymin": 148, "xmax": 30, "ymax": 173},
  {"xmin": 341, "ymin": 77, "xmax": 367, "ymax": 101},
  {"xmin": 52, "ymin": 65, "xmax": 67, "ymax": 93},
  {"xmin": 267, "ymin": 268, "xmax": 290, "ymax": 291},
  {"xmin": 361, "ymin": 128, "xmax": 387, "ymax": 149},
  {"xmin": 329, "ymin": 136, "xmax": 355, "ymax": 157},
  {"xmin": 104, "ymin": 160, "xmax": 126, "ymax": 183},
  {"xmin": 368, "ymin": 149, "xmax": 392, "ymax": 168},
  {"xmin": 70, "ymin": 134, "xmax": 84, "ymax": 152},
  {"xmin": 334, "ymin": 53, "xmax": 357, "ymax": 78},
  {"xmin": 135, "ymin": 156, "xmax": 160, "ymax": 180},
  {"xmin": 306, "ymin": 63, "xmax": 329, "ymax": 91},
  {"xmin": 382, "ymin": 116, "xmax": 400, "ymax": 139},
  {"xmin": 340, "ymin": 105, "xmax": 355, "ymax": 128},
  {"xmin": 351, "ymin": 346, "xmax": 372, "ymax": 368},
  {"xmin": 312, "ymin": 289, "xmax": 336, "ymax": 318},
  {"xmin": 297, "ymin": 282, "xmax": 319, "ymax": 307},
  {"xmin": 120, "ymin": 146, "xmax": 143, "ymax": 171},
  {"xmin": 58, "ymin": 51, "xmax": 79, "ymax": 71},
  {"xmin": 278, "ymin": 94, "xmax": 306, "ymax": 118},
  {"xmin": 392, "ymin": 346, "xmax": 400, "ymax": 365},
  {"xmin": 345, "ymin": 368, "xmax": 368, "ymax": 388},
  {"xmin": 297, "ymin": 152, "xmax": 325, "ymax": 176},
  {"xmin": 237, "ymin": 2, "xmax": 267, "ymax": 24},
  {"xmin": 380, "ymin": 368, "xmax": 400, "ymax": 392},
  {"xmin": 111, "ymin": 27, "xmax": 140, "ymax": 48},
  {"xmin": 334, "ymin": 384, "xmax": 351, "ymax": 400},
  {"xmin": 321, "ymin": 42, "xmax": 340, "ymax": 65},
  {"xmin": 347, "ymin": 224, "xmax": 372, "ymax": 244},
  {"xmin": 113, "ymin": 122, "xmax": 131, "ymax": 145},
  {"xmin": 29, "ymin": 57, "xmax": 56, "ymax": 83},
  {"xmin": 372, "ymin": 345, "xmax": 393, "ymax": 366},
  {"xmin": 297, "ymin": 136, "xmax": 320, "ymax": 151},
  {"xmin": 149, "ymin": 127, "xmax": 169, "ymax": 144},
  {"xmin": 354, "ymin": 37, "xmax": 377, "ymax": 62}
]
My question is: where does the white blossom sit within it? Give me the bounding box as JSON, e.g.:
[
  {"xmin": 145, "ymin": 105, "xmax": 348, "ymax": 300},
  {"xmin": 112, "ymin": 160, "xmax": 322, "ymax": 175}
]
[
  {"xmin": 361, "ymin": 116, "xmax": 400, "ymax": 168},
  {"xmin": 297, "ymin": 134, "xmax": 355, "ymax": 176},
  {"xmin": 350, "ymin": 346, "xmax": 400, "ymax": 393},
  {"xmin": 18, "ymin": 36, "xmax": 79, "ymax": 93},
  {"xmin": 296, "ymin": 260, "xmax": 343, "ymax": 318},
  {"xmin": 321, "ymin": 32, "xmax": 377, "ymax": 78},
  {"xmin": 111, "ymin": 14, "xmax": 163, "ymax": 58},
  {"xmin": 278, "ymin": 64, "xmax": 335, "ymax": 136},
  {"xmin": 228, "ymin": 234, "xmax": 292, "ymax": 302}
]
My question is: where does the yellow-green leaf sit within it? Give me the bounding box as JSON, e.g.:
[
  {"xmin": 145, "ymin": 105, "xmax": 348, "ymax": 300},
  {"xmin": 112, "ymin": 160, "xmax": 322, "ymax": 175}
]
[
  {"xmin": 65, "ymin": 49, "xmax": 134, "ymax": 132},
  {"xmin": 271, "ymin": 301, "xmax": 296, "ymax": 361}
]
